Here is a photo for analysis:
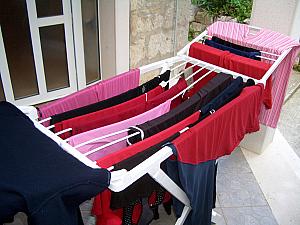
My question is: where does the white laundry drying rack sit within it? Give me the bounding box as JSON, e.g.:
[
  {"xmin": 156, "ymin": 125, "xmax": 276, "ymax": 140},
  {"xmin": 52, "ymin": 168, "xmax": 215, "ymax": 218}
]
[{"xmin": 19, "ymin": 24, "xmax": 291, "ymax": 225}]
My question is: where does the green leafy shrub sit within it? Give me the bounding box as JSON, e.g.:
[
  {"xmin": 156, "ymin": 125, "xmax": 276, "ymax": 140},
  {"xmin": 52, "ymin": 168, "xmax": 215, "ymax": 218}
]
[
  {"xmin": 191, "ymin": 0, "xmax": 253, "ymax": 22},
  {"xmin": 293, "ymin": 53, "xmax": 300, "ymax": 72}
]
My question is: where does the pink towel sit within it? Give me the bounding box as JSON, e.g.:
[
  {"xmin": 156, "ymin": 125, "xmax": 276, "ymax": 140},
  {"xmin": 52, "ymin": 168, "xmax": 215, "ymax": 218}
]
[
  {"xmin": 38, "ymin": 69, "xmax": 140, "ymax": 125},
  {"xmin": 207, "ymin": 21, "xmax": 300, "ymax": 127},
  {"xmin": 69, "ymin": 100, "xmax": 171, "ymax": 161}
]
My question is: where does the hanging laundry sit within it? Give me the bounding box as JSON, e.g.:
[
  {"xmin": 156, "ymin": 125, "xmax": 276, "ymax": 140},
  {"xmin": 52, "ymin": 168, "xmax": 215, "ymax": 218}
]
[
  {"xmin": 166, "ymin": 146, "xmax": 216, "ymax": 225},
  {"xmin": 92, "ymin": 112, "xmax": 200, "ymax": 225},
  {"xmin": 166, "ymin": 84, "xmax": 263, "ymax": 225},
  {"xmin": 204, "ymin": 39, "xmax": 260, "ymax": 60},
  {"xmin": 207, "ymin": 21, "xmax": 300, "ymax": 127},
  {"xmin": 187, "ymin": 43, "xmax": 231, "ymax": 92},
  {"xmin": 211, "ymin": 36, "xmax": 261, "ymax": 54},
  {"xmin": 189, "ymin": 42, "xmax": 271, "ymax": 108},
  {"xmin": 221, "ymin": 52, "xmax": 272, "ymax": 108},
  {"xmin": 146, "ymin": 77, "xmax": 187, "ymax": 110},
  {"xmin": 183, "ymin": 72, "xmax": 232, "ymax": 99},
  {"xmin": 173, "ymin": 84, "xmax": 263, "ymax": 164},
  {"xmin": 199, "ymin": 77, "xmax": 244, "ymax": 118},
  {"xmin": 110, "ymin": 135, "xmax": 178, "ymax": 210},
  {"xmin": 54, "ymin": 85, "xmax": 164, "ymax": 139},
  {"xmin": 54, "ymin": 78, "xmax": 187, "ymax": 139},
  {"xmin": 0, "ymin": 102, "xmax": 110, "ymax": 225},
  {"xmin": 38, "ymin": 69, "xmax": 140, "ymax": 126},
  {"xmin": 199, "ymin": 78, "xmax": 255, "ymax": 122},
  {"xmin": 128, "ymin": 72, "xmax": 233, "ymax": 144},
  {"xmin": 51, "ymin": 70, "xmax": 170, "ymax": 124},
  {"xmin": 68, "ymin": 99, "xmax": 172, "ymax": 161}
]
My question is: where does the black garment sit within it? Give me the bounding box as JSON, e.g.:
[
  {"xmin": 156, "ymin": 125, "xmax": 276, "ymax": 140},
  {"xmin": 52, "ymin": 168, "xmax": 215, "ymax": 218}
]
[
  {"xmin": 205, "ymin": 39, "xmax": 261, "ymax": 60},
  {"xmin": 166, "ymin": 144, "xmax": 216, "ymax": 225},
  {"xmin": 200, "ymin": 76, "xmax": 244, "ymax": 120},
  {"xmin": 212, "ymin": 36, "xmax": 261, "ymax": 54},
  {"xmin": 50, "ymin": 70, "xmax": 171, "ymax": 124},
  {"xmin": 0, "ymin": 101, "xmax": 110, "ymax": 225},
  {"xmin": 110, "ymin": 134, "xmax": 179, "ymax": 209},
  {"xmin": 128, "ymin": 72, "xmax": 233, "ymax": 144}
]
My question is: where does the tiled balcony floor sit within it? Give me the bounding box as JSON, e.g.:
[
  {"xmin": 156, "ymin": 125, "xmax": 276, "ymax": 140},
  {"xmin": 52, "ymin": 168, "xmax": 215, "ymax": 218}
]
[{"xmin": 278, "ymin": 71, "xmax": 300, "ymax": 158}]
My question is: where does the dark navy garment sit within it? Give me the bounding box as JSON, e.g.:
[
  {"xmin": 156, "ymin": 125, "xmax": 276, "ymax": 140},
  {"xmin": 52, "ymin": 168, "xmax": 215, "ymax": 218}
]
[
  {"xmin": 0, "ymin": 101, "xmax": 110, "ymax": 225},
  {"xmin": 128, "ymin": 72, "xmax": 232, "ymax": 144},
  {"xmin": 51, "ymin": 70, "xmax": 171, "ymax": 124},
  {"xmin": 211, "ymin": 36, "xmax": 261, "ymax": 55},
  {"xmin": 200, "ymin": 77, "xmax": 244, "ymax": 119},
  {"xmin": 205, "ymin": 39, "xmax": 261, "ymax": 60},
  {"xmin": 166, "ymin": 144, "xmax": 216, "ymax": 225}
]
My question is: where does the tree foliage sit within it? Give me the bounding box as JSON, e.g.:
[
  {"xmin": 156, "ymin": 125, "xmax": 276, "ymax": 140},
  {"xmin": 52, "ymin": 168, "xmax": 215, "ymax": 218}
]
[{"xmin": 191, "ymin": 0, "xmax": 253, "ymax": 22}]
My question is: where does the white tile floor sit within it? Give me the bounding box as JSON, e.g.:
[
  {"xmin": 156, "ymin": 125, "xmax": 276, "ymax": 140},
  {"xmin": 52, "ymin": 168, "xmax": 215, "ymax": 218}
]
[{"xmin": 242, "ymin": 130, "xmax": 300, "ymax": 225}]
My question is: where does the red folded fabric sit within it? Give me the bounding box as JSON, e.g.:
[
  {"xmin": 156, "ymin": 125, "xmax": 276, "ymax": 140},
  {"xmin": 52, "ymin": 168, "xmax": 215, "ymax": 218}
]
[{"xmin": 173, "ymin": 84, "xmax": 264, "ymax": 165}]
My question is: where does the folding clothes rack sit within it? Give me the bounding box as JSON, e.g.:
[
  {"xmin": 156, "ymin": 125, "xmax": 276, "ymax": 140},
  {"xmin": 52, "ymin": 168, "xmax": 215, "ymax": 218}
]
[{"xmin": 19, "ymin": 24, "xmax": 291, "ymax": 225}]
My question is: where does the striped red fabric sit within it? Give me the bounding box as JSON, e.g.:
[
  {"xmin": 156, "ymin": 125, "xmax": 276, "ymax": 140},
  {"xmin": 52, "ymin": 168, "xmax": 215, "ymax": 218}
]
[{"xmin": 207, "ymin": 21, "xmax": 300, "ymax": 127}]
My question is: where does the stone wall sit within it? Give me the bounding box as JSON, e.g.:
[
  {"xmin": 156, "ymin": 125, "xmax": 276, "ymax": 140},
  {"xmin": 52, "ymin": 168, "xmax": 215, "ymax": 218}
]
[{"xmin": 130, "ymin": 0, "xmax": 195, "ymax": 81}]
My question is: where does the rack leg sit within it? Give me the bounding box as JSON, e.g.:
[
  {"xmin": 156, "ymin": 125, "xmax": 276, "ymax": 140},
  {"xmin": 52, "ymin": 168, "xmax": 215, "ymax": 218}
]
[{"xmin": 148, "ymin": 167, "xmax": 191, "ymax": 225}]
